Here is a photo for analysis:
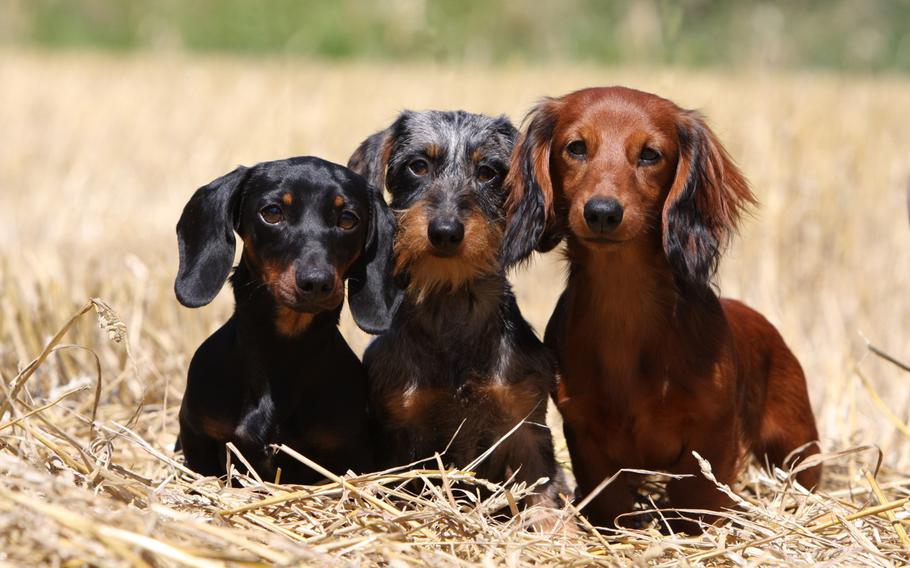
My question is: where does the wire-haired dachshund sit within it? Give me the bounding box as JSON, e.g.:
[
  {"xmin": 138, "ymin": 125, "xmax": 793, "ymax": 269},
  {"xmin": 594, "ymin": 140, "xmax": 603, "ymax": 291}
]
[
  {"xmin": 348, "ymin": 110, "xmax": 568, "ymax": 519},
  {"xmin": 503, "ymin": 87, "xmax": 821, "ymax": 532},
  {"xmin": 174, "ymin": 156, "xmax": 399, "ymax": 484}
]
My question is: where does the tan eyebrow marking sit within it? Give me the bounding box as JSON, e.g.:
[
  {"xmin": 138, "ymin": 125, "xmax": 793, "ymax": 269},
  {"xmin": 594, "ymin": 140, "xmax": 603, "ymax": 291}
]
[
  {"xmin": 334, "ymin": 195, "xmax": 345, "ymax": 207},
  {"xmin": 281, "ymin": 192, "xmax": 293, "ymax": 206}
]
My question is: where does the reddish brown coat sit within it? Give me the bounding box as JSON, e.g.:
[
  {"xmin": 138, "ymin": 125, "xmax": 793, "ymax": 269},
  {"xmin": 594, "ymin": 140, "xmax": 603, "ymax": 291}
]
[{"xmin": 505, "ymin": 87, "xmax": 821, "ymax": 532}]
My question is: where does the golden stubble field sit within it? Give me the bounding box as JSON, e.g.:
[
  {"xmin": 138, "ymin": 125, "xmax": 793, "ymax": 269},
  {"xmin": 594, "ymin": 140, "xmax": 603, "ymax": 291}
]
[{"xmin": 1, "ymin": 51, "xmax": 909, "ymax": 565}]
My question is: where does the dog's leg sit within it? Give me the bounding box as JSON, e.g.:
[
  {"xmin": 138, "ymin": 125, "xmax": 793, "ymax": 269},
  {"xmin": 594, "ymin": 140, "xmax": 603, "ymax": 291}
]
[
  {"xmin": 664, "ymin": 426, "xmax": 740, "ymax": 535},
  {"xmin": 486, "ymin": 418, "xmax": 572, "ymax": 533},
  {"xmin": 575, "ymin": 468, "xmax": 637, "ymax": 531},
  {"xmin": 561, "ymin": 422, "xmax": 637, "ymax": 531},
  {"xmin": 500, "ymin": 424, "xmax": 562, "ymax": 501},
  {"xmin": 178, "ymin": 429, "xmax": 227, "ymax": 479}
]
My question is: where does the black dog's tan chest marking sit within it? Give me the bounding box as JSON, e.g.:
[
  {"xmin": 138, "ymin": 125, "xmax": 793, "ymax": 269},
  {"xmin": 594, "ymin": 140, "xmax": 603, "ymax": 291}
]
[
  {"xmin": 384, "ymin": 386, "xmax": 448, "ymax": 428},
  {"xmin": 198, "ymin": 416, "xmax": 236, "ymax": 442},
  {"xmin": 383, "ymin": 378, "xmax": 544, "ymax": 430},
  {"xmin": 470, "ymin": 380, "xmax": 545, "ymax": 423},
  {"xmin": 304, "ymin": 428, "xmax": 344, "ymax": 452}
]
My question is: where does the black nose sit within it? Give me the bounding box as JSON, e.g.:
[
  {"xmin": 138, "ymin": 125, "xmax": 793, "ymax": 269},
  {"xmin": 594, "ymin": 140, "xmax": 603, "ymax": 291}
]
[
  {"xmin": 427, "ymin": 217, "xmax": 465, "ymax": 255},
  {"xmin": 296, "ymin": 268, "xmax": 334, "ymax": 302},
  {"xmin": 583, "ymin": 198, "xmax": 624, "ymax": 234}
]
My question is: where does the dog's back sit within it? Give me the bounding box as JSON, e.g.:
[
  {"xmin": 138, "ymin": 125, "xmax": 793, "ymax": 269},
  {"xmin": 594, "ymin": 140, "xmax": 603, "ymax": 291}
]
[{"xmin": 722, "ymin": 299, "xmax": 820, "ymax": 488}]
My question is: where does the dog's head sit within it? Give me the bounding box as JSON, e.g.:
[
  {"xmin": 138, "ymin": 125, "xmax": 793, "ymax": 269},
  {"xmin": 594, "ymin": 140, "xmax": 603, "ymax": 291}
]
[
  {"xmin": 348, "ymin": 110, "xmax": 517, "ymax": 299},
  {"xmin": 503, "ymin": 86, "xmax": 755, "ymax": 290},
  {"xmin": 175, "ymin": 157, "xmax": 400, "ymax": 335}
]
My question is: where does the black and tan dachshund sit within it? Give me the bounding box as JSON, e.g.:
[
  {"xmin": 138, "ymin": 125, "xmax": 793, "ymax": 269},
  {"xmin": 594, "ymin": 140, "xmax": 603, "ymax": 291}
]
[
  {"xmin": 174, "ymin": 156, "xmax": 399, "ymax": 484},
  {"xmin": 348, "ymin": 111, "xmax": 567, "ymax": 519}
]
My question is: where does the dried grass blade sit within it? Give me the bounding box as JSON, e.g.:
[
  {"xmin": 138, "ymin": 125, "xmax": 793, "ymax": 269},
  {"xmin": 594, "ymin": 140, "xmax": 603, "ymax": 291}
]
[
  {"xmin": 0, "ymin": 385, "xmax": 88, "ymax": 432},
  {"xmin": 273, "ymin": 444, "xmax": 437, "ymax": 539},
  {"xmin": 863, "ymin": 469, "xmax": 910, "ymax": 547}
]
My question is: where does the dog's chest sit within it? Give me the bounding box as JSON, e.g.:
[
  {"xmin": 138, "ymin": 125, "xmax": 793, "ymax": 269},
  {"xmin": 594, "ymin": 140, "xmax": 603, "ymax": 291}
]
[
  {"xmin": 277, "ymin": 422, "xmax": 347, "ymax": 457},
  {"xmin": 231, "ymin": 373, "xmax": 358, "ymax": 445},
  {"xmin": 557, "ymin": 349, "xmax": 713, "ymax": 469},
  {"xmin": 561, "ymin": 390, "xmax": 688, "ymax": 470},
  {"xmin": 383, "ymin": 374, "xmax": 541, "ymax": 430}
]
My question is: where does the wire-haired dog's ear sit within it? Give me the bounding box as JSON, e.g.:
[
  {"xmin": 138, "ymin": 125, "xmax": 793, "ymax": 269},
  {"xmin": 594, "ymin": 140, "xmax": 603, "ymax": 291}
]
[
  {"xmin": 347, "ymin": 183, "xmax": 402, "ymax": 334},
  {"xmin": 502, "ymin": 98, "xmax": 563, "ymax": 268},
  {"xmin": 174, "ymin": 166, "xmax": 250, "ymax": 308},
  {"xmin": 348, "ymin": 113, "xmax": 409, "ymax": 192},
  {"xmin": 663, "ymin": 110, "xmax": 756, "ymax": 290},
  {"xmin": 491, "ymin": 114, "xmax": 519, "ymax": 143}
]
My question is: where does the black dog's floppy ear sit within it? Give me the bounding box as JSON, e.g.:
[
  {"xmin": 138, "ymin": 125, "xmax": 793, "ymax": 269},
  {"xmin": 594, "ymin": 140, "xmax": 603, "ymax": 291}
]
[
  {"xmin": 663, "ymin": 110, "xmax": 756, "ymax": 290},
  {"xmin": 347, "ymin": 184, "xmax": 402, "ymax": 334},
  {"xmin": 502, "ymin": 98, "xmax": 564, "ymax": 268},
  {"xmin": 175, "ymin": 165, "xmax": 250, "ymax": 308}
]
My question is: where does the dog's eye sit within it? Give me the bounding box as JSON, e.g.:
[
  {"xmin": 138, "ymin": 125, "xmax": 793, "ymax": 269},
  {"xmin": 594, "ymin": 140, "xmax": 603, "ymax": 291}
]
[
  {"xmin": 477, "ymin": 165, "xmax": 497, "ymax": 183},
  {"xmin": 639, "ymin": 147, "xmax": 661, "ymax": 164},
  {"xmin": 259, "ymin": 204, "xmax": 284, "ymax": 225},
  {"xmin": 567, "ymin": 140, "xmax": 587, "ymax": 158},
  {"xmin": 408, "ymin": 159, "xmax": 429, "ymax": 177},
  {"xmin": 338, "ymin": 210, "xmax": 359, "ymax": 230}
]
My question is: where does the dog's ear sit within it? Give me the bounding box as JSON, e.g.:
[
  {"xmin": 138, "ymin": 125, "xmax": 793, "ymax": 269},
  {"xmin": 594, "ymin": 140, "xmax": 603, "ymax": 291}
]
[
  {"xmin": 502, "ymin": 98, "xmax": 563, "ymax": 267},
  {"xmin": 663, "ymin": 110, "xmax": 756, "ymax": 290},
  {"xmin": 348, "ymin": 113, "xmax": 409, "ymax": 192},
  {"xmin": 348, "ymin": 183, "xmax": 402, "ymax": 334},
  {"xmin": 174, "ymin": 166, "xmax": 250, "ymax": 308},
  {"xmin": 490, "ymin": 114, "xmax": 519, "ymax": 145}
]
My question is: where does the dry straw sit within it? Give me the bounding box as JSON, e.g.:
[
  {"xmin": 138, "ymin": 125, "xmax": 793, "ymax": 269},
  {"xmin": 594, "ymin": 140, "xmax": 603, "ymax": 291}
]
[{"xmin": 1, "ymin": 299, "xmax": 909, "ymax": 566}]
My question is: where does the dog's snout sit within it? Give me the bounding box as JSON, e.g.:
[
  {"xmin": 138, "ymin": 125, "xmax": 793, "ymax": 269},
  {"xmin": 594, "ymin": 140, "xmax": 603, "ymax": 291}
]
[
  {"xmin": 296, "ymin": 268, "xmax": 335, "ymax": 301},
  {"xmin": 427, "ymin": 217, "xmax": 465, "ymax": 255},
  {"xmin": 583, "ymin": 198, "xmax": 624, "ymax": 234}
]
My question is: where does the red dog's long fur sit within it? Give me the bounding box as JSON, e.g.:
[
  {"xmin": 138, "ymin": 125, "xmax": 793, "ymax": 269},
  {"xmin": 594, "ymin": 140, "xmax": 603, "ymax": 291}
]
[{"xmin": 503, "ymin": 87, "xmax": 821, "ymax": 532}]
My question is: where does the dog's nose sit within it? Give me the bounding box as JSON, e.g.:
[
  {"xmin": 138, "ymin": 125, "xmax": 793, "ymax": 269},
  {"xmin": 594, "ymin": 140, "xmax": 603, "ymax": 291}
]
[
  {"xmin": 583, "ymin": 198, "xmax": 624, "ymax": 234},
  {"xmin": 296, "ymin": 268, "xmax": 335, "ymax": 302},
  {"xmin": 427, "ymin": 217, "xmax": 465, "ymax": 255}
]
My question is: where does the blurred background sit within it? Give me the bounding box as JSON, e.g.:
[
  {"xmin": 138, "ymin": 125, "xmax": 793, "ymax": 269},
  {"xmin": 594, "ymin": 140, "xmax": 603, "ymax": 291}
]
[
  {"xmin": 3, "ymin": 0, "xmax": 910, "ymax": 71},
  {"xmin": 1, "ymin": 0, "xmax": 909, "ymax": 479}
]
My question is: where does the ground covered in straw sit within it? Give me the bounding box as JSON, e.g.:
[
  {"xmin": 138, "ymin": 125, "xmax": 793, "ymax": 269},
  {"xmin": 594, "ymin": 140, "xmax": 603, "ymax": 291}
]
[{"xmin": 2, "ymin": 51, "xmax": 910, "ymax": 566}]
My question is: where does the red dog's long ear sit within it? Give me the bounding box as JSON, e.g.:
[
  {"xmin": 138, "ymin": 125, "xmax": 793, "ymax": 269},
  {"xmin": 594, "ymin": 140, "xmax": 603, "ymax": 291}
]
[
  {"xmin": 502, "ymin": 98, "xmax": 564, "ymax": 267},
  {"xmin": 663, "ymin": 110, "xmax": 756, "ymax": 289}
]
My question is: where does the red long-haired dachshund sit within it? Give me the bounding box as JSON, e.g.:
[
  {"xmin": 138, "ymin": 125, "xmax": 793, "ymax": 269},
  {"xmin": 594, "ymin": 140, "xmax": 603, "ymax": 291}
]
[{"xmin": 503, "ymin": 86, "xmax": 821, "ymax": 532}]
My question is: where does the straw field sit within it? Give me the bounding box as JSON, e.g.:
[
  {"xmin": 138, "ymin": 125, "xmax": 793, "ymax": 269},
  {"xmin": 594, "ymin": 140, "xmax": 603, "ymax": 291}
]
[{"xmin": 1, "ymin": 50, "xmax": 909, "ymax": 565}]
